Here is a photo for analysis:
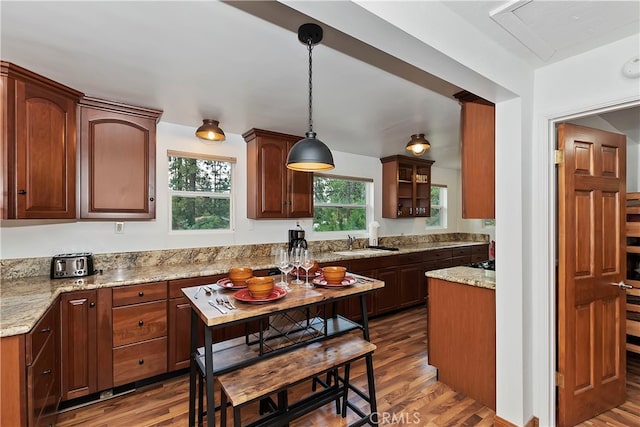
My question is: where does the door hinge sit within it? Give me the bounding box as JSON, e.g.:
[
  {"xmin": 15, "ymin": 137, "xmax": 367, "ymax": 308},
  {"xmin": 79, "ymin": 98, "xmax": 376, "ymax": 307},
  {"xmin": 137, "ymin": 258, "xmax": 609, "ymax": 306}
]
[
  {"xmin": 554, "ymin": 150, "xmax": 564, "ymax": 164},
  {"xmin": 555, "ymin": 371, "xmax": 564, "ymax": 388}
]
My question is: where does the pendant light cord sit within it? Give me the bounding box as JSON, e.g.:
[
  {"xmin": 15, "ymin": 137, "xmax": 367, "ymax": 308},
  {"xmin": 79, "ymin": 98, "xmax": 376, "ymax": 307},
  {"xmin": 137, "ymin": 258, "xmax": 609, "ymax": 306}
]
[{"xmin": 307, "ymin": 38, "xmax": 314, "ymax": 133}]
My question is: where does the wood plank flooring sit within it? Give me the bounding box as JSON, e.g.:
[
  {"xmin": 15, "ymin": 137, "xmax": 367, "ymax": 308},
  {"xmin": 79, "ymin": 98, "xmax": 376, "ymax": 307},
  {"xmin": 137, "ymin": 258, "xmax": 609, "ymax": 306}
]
[{"xmin": 56, "ymin": 306, "xmax": 640, "ymax": 426}]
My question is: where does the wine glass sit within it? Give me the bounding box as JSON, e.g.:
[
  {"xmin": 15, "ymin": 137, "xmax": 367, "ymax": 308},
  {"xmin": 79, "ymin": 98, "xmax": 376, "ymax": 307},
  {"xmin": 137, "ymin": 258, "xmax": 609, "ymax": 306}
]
[
  {"xmin": 291, "ymin": 247, "xmax": 304, "ymax": 285},
  {"xmin": 275, "ymin": 248, "xmax": 292, "ymax": 291},
  {"xmin": 301, "ymin": 249, "xmax": 315, "ymax": 288}
]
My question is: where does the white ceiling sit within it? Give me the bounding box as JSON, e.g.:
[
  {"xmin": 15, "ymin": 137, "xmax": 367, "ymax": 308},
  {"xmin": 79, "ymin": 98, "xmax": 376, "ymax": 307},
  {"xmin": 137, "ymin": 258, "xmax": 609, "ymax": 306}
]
[{"xmin": 1, "ymin": 1, "xmax": 638, "ymax": 170}]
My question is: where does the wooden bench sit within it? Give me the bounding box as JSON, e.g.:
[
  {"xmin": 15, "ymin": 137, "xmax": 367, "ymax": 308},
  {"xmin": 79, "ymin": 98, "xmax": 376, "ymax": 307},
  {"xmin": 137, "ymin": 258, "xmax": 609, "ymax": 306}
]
[{"xmin": 216, "ymin": 334, "xmax": 377, "ymax": 427}]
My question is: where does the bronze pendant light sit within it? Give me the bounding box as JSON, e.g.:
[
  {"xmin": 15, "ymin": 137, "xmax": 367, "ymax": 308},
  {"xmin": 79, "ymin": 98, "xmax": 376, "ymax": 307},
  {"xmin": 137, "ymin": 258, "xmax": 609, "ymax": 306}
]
[
  {"xmin": 196, "ymin": 119, "xmax": 226, "ymax": 142},
  {"xmin": 405, "ymin": 133, "xmax": 431, "ymax": 156},
  {"xmin": 286, "ymin": 23, "xmax": 335, "ymax": 172}
]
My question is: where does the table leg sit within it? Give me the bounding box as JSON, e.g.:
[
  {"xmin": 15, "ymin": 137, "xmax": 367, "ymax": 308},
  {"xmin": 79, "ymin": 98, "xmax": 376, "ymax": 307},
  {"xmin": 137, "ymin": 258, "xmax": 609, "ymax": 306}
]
[
  {"xmin": 205, "ymin": 326, "xmax": 215, "ymax": 427},
  {"xmin": 189, "ymin": 309, "xmax": 198, "ymax": 427},
  {"xmin": 359, "ymin": 294, "xmax": 378, "ymax": 426}
]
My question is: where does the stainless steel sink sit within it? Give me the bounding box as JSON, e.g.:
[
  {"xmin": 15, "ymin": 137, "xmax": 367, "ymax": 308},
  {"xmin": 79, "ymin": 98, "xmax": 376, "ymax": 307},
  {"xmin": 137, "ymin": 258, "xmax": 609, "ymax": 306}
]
[{"xmin": 332, "ymin": 249, "xmax": 387, "ymax": 256}]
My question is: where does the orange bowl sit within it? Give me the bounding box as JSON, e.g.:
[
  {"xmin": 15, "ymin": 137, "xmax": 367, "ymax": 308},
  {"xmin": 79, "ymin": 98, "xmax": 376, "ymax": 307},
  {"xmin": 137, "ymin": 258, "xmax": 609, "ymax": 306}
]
[
  {"xmin": 246, "ymin": 276, "xmax": 275, "ymax": 299},
  {"xmin": 322, "ymin": 266, "xmax": 347, "ymax": 284},
  {"xmin": 229, "ymin": 267, "xmax": 253, "ymax": 287}
]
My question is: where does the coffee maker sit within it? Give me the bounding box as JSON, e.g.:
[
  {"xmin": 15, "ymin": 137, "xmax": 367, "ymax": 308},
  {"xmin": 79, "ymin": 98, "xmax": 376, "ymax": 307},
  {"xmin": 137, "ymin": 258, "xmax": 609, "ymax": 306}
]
[{"xmin": 288, "ymin": 228, "xmax": 308, "ymax": 251}]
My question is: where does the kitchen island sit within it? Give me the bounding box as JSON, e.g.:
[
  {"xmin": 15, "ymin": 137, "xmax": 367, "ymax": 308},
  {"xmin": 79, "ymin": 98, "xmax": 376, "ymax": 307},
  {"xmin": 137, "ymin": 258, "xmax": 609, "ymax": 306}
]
[{"xmin": 425, "ymin": 266, "xmax": 496, "ymax": 410}]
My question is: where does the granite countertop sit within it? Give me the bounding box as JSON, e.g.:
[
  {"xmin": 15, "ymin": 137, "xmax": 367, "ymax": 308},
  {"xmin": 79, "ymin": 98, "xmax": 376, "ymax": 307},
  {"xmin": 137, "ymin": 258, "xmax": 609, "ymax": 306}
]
[
  {"xmin": 0, "ymin": 241, "xmax": 487, "ymax": 338},
  {"xmin": 425, "ymin": 266, "xmax": 496, "ymax": 290}
]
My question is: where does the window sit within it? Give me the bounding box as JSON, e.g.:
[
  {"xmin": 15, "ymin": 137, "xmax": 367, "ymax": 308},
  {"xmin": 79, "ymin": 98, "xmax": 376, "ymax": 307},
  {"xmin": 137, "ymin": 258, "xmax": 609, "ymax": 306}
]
[
  {"xmin": 313, "ymin": 175, "xmax": 369, "ymax": 232},
  {"xmin": 168, "ymin": 150, "xmax": 234, "ymax": 231},
  {"xmin": 425, "ymin": 185, "xmax": 447, "ymax": 228}
]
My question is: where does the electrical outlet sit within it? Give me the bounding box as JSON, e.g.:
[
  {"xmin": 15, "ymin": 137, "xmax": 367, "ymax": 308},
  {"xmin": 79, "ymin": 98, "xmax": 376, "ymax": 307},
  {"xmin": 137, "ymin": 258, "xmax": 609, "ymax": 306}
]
[{"xmin": 115, "ymin": 222, "xmax": 124, "ymax": 234}]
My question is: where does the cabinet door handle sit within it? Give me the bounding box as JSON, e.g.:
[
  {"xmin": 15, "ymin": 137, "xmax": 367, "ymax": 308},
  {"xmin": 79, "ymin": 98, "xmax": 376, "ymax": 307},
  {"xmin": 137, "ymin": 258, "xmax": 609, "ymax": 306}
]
[
  {"xmin": 18, "ymin": 189, "xmax": 26, "ymax": 195},
  {"xmin": 138, "ymin": 320, "xmax": 144, "ymax": 326},
  {"xmin": 138, "ymin": 291, "xmax": 144, "ymax": 297},
  {"xmin": 42, "ymin": 369, "xmax": 52, "ymax": 375},
  {"xmin": 39, "ymin": 327, "xmax": 51, "ymax": 333},
  {"xmin": 89, "ymin": 302, "xmax": 95, "ymax": 308},
  {"xmin": 138, "ymin": 359, "xmax": 144, "ymax": 365}
]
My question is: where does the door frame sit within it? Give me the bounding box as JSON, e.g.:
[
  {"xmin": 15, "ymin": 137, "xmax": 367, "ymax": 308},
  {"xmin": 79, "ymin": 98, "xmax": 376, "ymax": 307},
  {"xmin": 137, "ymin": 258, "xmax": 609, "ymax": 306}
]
[{"xmin": 540, "ymin": 98, "xmax": 640, "ymax": 425}]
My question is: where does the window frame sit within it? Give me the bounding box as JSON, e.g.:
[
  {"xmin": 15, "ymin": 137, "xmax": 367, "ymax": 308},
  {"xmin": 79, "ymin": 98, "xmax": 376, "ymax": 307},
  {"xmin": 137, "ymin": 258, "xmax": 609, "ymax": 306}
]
[
  {"xmin": 425, "ymin": 184, "xmax": 448, "ymax": 229},
  {"xmin": 310, "ymin": 173, "xmax": 372, "ymax": 238},
  {"xmin": 167, "ymin": 150, "xmax": 236, "ymax": 233}
]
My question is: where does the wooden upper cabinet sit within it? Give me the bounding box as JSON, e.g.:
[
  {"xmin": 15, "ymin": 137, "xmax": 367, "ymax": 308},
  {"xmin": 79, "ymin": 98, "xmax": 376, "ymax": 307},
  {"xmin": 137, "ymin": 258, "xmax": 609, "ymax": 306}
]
[
  {"xmin": 1, "ymin": 61, "xmax": 83, "ymax": 219},
  {"xmin": 380, "ymin": 155, "xmax": 434, "ymax": 219},
  {"xmin": 454, "ymin": 91, "xmax": 495, "ymax": 219},
  {"xmin": 79, "ymin": 97, "xmax": 162, "ymax": 219},
  {"xmin": 243, "ymin": 128, "xmax": 313, "ymax": 219}
]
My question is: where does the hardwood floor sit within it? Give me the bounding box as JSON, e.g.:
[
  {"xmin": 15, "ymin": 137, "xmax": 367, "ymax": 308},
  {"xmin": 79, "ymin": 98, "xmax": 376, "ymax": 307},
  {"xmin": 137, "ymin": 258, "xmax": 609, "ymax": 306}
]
[{"xmin": 55, "ymin": 306, "xmax": 640, "ymax": 426}]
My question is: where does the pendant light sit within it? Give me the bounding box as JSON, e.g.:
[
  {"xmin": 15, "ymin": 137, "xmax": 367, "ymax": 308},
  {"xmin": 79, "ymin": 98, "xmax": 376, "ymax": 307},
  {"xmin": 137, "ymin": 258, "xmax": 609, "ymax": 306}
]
[
  {"xmin": 196, "ymin": 119, "xmax": 226, "ymax": 142},
  {"xmin": 405, "ymin": 133, "xmax": 431, "ymax": 156},
  {"xmin": 286, "ymin": 23, "xmax": 335, "ymax": 172}
]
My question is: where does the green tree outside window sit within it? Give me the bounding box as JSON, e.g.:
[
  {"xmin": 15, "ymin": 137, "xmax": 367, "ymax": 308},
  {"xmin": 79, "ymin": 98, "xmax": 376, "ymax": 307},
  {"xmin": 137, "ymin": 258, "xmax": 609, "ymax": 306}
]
[
  {"xmin": 313, "ymin": 176, "xmax": 367, "ymax": 232},
  {"xmin": 168, "ymin": 155, "xmax": 232, "ymax": 230}
]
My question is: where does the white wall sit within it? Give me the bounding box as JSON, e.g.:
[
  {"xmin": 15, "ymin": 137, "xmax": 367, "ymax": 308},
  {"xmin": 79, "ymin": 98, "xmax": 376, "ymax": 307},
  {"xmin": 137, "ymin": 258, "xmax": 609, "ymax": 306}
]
[
  {"xmin": 0, "ymin": 121, "xmax": 471, "ymax": 260},
  {"xmin": 532, "ymin": 33, "xmax": 640, "ymax": 426}
]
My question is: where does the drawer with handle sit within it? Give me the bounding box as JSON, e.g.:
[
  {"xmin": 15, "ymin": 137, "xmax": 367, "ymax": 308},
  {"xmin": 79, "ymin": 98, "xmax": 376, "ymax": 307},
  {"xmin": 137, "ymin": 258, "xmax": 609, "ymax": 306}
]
[
  {"xmin": 26, "ymin": 304, "xmax": 57, "ymax": 365},
  {"xmin": 113, "ymin": 337, "xmax": 167, "ymax": 386},
  {"xmin": 112, "ymin": 301, "xmax": 167, "ymax": 347},
  {"xmin": 112, "ymin": 281, "xmax": 167, "ymax": 307}
]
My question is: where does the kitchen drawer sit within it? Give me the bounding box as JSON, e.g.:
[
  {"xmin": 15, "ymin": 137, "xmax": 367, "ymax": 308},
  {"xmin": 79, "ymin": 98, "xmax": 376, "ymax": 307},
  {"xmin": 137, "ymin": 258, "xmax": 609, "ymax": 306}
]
[
  {"xmin": 113, "ymin": 337, "xmax": 167, "ymax": 386},
  {"xmin": 451, "ymin": 246, "xmax": 472, "ymax": 258},
  {"xmin": 28, "ymin": 333, "xmax": 57, "ymax": 426},
  {"xmin": 423, "ymin": 249, "xmax": 453, "ymax": 263},
  {"xmin": 396, "ymin": 252, "xmax": 422, "ymax": 265},
  {"xmin": 169, "ymin": 275, "xmax": 223, "ymax": 299},
  {"xmin": 112, "ymin": 301, "xmax": 167, "ymax": 347},
  {"xmin": 113, "ymin": 281, "xmax": 167, "ymax": 306},
  {"xmin": 350, "ymin": 254, "xmax": 396, "ymax": 271},
  {"xmin": 26, "ymin": 303, "xmax": 58, "ymax": 365}
]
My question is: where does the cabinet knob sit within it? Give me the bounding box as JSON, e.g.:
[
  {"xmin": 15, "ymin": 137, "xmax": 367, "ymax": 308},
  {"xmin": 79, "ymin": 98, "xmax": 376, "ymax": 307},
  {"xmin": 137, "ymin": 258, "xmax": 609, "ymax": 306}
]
[
  {"xmin": 138, "ymin": 320, "xmax": 144, "ymax": 326},
  {"xmin": 138, "ymin": 291, "xmax": 144, "ymax": 297},
  {"xmin": 18, "ymin": 189, "xmax": 26, "ymax": 195},
  {"xmin": 149, "ymin": 197, "xmax": 154, "ymax": 202},
  {"xmin": 89, "ymin": 302, "xmax": 95, "ymax": 308},
  {"xmin": 138, "ymin": 359, "xmax": 144, "ymax": 365}
]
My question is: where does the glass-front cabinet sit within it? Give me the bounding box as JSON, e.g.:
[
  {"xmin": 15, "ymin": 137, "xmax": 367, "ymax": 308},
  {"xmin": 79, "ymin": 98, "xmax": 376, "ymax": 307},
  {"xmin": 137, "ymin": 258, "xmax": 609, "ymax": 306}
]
[{"xmin": 381, "ymin": 155, "xmax": 434, "ymax": 219}]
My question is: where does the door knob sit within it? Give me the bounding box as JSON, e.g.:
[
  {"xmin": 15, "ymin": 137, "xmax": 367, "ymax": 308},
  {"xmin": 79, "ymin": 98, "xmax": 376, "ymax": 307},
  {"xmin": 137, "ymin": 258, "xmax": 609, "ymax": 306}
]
[{"xmin": 611, "ymin": 281, "xmax": 633, "ymax": 290}]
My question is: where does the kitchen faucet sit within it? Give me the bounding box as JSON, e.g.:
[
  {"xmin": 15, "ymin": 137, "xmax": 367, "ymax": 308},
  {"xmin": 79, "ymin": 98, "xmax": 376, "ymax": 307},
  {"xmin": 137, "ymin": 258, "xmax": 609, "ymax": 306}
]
[{"xmin": 347, "ymin": 235, "xmax": 356, "ymax": 250}]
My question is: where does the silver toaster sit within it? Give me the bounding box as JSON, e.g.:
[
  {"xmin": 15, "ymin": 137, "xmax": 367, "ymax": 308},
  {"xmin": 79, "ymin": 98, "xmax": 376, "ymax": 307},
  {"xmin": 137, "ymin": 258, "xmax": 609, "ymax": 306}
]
[{"xmin": 50, "ymin": 252, "xmax": 96, "ymax": 279}]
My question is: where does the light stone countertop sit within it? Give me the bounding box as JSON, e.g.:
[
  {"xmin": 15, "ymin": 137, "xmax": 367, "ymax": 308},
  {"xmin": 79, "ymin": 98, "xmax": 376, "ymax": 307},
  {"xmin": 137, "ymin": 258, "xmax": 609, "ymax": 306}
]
[
  {"xmin": 0, "ymin": 241, "xmax": 488, "ymax": 338},
  {"xmin": 425, "ymin": 266, "xmax": 496, "ymax": 290}
]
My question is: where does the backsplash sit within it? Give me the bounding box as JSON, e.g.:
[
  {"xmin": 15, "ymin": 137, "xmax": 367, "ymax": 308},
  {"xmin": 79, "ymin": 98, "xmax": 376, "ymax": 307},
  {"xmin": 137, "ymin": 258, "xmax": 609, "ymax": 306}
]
[{"xmin": 1, "ymin": 233, "xmax": 489, "ymax": 280}]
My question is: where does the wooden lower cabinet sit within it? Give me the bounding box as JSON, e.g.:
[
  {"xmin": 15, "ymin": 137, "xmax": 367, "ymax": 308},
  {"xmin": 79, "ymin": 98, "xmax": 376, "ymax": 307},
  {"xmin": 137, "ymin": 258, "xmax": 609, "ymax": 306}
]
[
  {"xmin": 111, "ymin": 282, "xmax": 167, "ymax": 386},
  {"xmin": 398, "ymin": 262, "xmax": 426, "ymax": 308},
  {"xmin": 427, "ymin": 277, "xmax": 496, "ymax": 410},
  {"xmin": 60, "ymin": 288, "xmax": 112, "ymax": 401},
  {"xmin": 113, "ymin": 337, "xmax": 167, "ymax": 385},
  {"xmin": 27, "ymin": 303, "xmax": 59, "ymax": 427},
  {"xmin": 372, "ymin": 267, "xmax": 399, "ymax": 315},
  {"xmin": 168, "ymin": 276, "xmax": 221, "ymax": 371}
]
